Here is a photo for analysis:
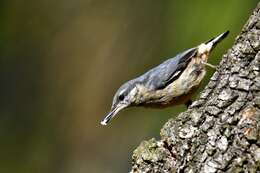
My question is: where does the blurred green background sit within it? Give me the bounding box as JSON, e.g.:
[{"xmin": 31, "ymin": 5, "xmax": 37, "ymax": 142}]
[{"xmin": 0, "ymin": 0, "xmax": 258, "ymax": 172}]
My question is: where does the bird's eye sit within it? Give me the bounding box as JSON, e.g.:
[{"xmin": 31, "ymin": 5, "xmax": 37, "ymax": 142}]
[{"xmin": 118, "ymin": 94, "xmax": 125, "ymax": 101}]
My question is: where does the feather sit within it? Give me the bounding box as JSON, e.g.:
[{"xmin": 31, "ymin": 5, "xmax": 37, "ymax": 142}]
[{"xmin": 137, "ymin": 47, "xmax": 197, "ymax": 90}]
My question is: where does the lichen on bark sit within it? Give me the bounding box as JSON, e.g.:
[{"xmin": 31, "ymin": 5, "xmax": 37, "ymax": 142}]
[{"xmin": 131, "ymin": 2, "xmax": 260, "ymax": 173}]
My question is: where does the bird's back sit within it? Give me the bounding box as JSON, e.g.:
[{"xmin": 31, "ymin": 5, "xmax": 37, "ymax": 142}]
[{"xmin": 136, "ymin": 47, "xmax": 197, "ymax": 91}]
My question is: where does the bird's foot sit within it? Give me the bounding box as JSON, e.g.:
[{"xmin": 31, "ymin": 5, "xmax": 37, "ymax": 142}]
[
  {"xmin": 185, "ymin": 100, "xmax": 192, "ymax": 108},
  {"xmin": 202, "ymin": 61, "xmax": 217, "ymax": 69}
]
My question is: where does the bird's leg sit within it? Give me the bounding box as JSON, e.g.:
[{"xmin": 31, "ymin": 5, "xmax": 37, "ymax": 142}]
[
  {"xmin": 185, "ymin": 100, "xmax": 192, "ymax": 108},
  {"xmin": 202, "ymin": 61, "xmax": 216, "ymax": 69}
]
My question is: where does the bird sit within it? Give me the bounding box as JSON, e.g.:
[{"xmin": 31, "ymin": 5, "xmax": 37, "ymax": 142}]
[{"xmin": 101, "ymin": 31, "xmax": 229, "ymax": 125}]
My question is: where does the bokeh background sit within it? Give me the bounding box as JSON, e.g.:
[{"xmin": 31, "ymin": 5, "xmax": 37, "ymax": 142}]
[{"xmin": 0, "ymin": 0, "xmax": 258, "ymax": 172}]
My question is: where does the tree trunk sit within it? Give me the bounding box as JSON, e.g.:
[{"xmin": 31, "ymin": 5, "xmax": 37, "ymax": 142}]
[{"xmin": 131, "ymin": 2, "xmax": 260, "ymax": 173}]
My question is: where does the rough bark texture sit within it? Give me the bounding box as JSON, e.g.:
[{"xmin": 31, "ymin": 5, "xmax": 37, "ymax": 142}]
[{"xmin": 131, "ymin": 3, "xmax": 260, "ymax": 173}]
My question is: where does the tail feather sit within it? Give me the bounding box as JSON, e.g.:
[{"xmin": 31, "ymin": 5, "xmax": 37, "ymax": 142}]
[{"xmin": 206, "ymin": 31, "xmax": 229, "ymax": 49}]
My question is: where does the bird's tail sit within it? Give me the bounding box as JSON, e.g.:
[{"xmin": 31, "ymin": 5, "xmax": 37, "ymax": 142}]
[{"xmin": 205, "ymin": 31, "xmax": 229, "ymax": 50}]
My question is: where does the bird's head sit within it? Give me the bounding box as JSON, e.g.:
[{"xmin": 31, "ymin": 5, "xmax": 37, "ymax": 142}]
[{"xmin": 101, "ymin": 80, "xmax": 138, "ymax": 125}]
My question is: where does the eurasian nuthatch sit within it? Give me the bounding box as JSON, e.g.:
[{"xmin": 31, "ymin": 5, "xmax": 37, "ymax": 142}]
[{"xmin": 101, "ymin": 31, "xmax": 229, "ymax": 125}]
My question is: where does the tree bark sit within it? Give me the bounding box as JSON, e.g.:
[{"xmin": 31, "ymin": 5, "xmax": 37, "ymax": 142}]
[{"xmin": 131, "ymin": 2, "xmax": 260, "ymax": 173}]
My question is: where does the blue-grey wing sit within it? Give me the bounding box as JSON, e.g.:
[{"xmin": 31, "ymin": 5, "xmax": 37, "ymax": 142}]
[{"xmin": 143, "ymin": 47, "xmax": 197, "ymax": 90}]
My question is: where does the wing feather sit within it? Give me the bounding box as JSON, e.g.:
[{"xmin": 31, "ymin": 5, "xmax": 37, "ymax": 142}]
[{"xmin": 141, "ymin": 47, "xmax": 197, "ymax": 90}]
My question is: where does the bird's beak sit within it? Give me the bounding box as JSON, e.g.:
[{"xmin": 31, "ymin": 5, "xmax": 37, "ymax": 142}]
[{"xmin": 100, "ymin": 103, "xmax": 128, "ymax": 126}]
